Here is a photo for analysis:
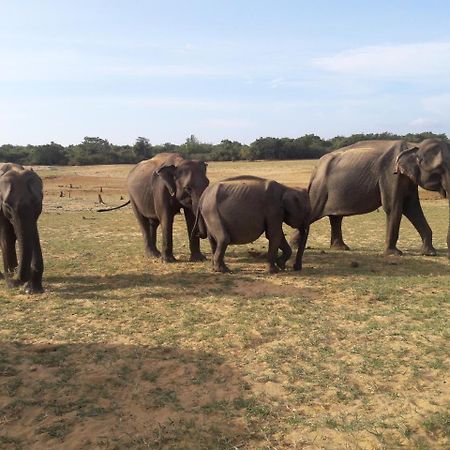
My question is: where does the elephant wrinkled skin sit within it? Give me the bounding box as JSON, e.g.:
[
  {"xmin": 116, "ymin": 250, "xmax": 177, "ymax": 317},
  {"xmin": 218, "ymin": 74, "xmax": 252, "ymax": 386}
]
[
  {"xmin": 196, "ymin": 175, "xmax": 310, "ymax": 273},
  {"xmin": 295, "ymin": 139, "xmax": 450, "ymax": 258},
  {"xmin": 0, "ymin": 163, "xmax": 44, "ymax": 294}
]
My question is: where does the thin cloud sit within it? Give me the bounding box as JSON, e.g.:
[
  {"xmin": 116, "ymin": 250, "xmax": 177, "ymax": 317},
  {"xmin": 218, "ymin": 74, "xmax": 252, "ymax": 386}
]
[{"xmin": 313, "ymin": 41, "xmax": 450, "ymax": 78}]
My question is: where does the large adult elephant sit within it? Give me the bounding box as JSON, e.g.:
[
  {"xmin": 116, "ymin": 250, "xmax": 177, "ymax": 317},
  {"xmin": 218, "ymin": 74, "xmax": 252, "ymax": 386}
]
[
  {"xmin": 102, "ymin": 153, "xmax": 209, "ymax": 262},
  {"xmin": 0, "ymin": 163, "xmax": 44, "ymax": 293},
  {"xmin": 294, "ymin": 138, "xmax": 450, "ymax": 257},
  {"xmin": 196, "ymin": 175, "xmax": 310, "ymax": 273}
]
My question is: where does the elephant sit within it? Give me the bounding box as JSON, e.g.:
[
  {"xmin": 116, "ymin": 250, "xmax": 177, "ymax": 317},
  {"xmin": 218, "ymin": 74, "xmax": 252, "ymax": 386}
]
[
  {"xmin": 0, "ymin": 163, "xmax": 44, "ymax": 294},
  {"xmin": 292, "ymin": 138, "xmax": 450, "ymax": 258},
  {"xmin": 196, "ymin": 175, "xmax": 310, "ymax": 273},
  {"xmin": 100, "ymin": 153, "xmax": 209, "ymax": 262}
]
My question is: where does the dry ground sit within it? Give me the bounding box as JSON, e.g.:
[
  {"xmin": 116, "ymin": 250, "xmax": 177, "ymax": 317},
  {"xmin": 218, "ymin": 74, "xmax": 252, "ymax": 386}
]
[{"xmin": 0, "ymin": 161, "xmax": 449, "ymax": 449}]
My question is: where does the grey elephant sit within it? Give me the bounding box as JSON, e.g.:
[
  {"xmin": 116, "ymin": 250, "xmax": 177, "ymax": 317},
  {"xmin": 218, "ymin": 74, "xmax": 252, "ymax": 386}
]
[
  {"xmin": 196, "ymin": 175, "xmax": 310, "ymax": 273},
  {"xmin": 0, "ymin": 163, "xmax": 44, "ymax": 294},
  {"xmin": 100, "ymin": 153, "xmax": 209, "ymax": 262},
  {"xmin": 292, "ymin": 138, "xmax": 450, "ymax": 257}
]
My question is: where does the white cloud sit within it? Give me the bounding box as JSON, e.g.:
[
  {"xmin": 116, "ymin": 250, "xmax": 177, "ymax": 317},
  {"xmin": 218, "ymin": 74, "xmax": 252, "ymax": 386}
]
[{"xmin": 313, "ymin": 42, "xmax": 450, "ymax": 78}]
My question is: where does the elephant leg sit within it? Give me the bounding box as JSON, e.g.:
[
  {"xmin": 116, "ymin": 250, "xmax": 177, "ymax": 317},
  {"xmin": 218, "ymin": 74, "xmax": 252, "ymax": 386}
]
[
  {"xmin": 329, "ymin": 216, "xmax": 350, "ymax": 250},
  {"xmin": 26, "ymin": 232, "xmax": 44, "ymax": 294},
  {"xmin": 294, "ymin": 226, "xmax": 309, "ymax": 271},
  {"xmin": 184, "ymin": 208, "xmax": 206, "ymax": 262},
  {"xmin": 132, "ymin": 202, "xmax": 160, "ymax": 258},
  {"xmin": 402, "ymin": 194, "xmax": 436, "ymax": 256},
  {"xmin": 211, "ymin": 228, "xmax": 230, "ymax": 273},
  {"xmin": 148, "ymin": 219, "xmax": 161, "ymax": 257},
  {"xmin": 0, "ymin": 216, "xmax": 18, "ymax": 281},
  {"xmin": 385, "ymin": 202, "xmax": 403, "ymax": 256},
  {"xmin": 160, "ymin": 213, "xmax": 176, "ymax": 262},
  {"xmin": 276, "ymin": 234, "xmax": 292, "ymax": 270},
  {"xmin": 266, "ymin": 222, "xmax": 283, "ymax": 274},
  {"xmin": 208, "ymin": 234, "xmax": 217, "ymax": 267}
]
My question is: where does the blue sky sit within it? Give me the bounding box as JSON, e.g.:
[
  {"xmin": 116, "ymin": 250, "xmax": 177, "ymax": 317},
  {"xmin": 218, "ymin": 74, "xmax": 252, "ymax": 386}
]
[{"xmin": 1, "ymin": 0, "xmax": 450, "ymax": 145}]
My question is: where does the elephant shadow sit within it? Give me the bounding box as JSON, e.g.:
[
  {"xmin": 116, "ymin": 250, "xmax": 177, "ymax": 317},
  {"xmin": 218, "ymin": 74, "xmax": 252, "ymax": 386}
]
[
  {"xmin": 298, "ymin": 248, "xmax": 449, "ymax": 278},
  {"xmin": 0, "ymin": 342, "xmax": 251, "ymax": 449},
  {"xmin": 46, "ymin": 271, "xmax": 237, "ymax": 301}
]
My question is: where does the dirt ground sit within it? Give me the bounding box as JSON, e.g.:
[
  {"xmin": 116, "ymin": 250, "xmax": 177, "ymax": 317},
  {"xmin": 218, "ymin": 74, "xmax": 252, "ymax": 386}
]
[{"xmin": 0, "ymin": 160, "xmax": 448, "ymax": 449}]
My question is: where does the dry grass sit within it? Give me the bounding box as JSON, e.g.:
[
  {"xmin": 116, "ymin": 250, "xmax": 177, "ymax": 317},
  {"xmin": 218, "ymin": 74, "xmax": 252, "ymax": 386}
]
[{"xmin": 0, "ymin": 161, "xmax": 449, "ymax": 449}]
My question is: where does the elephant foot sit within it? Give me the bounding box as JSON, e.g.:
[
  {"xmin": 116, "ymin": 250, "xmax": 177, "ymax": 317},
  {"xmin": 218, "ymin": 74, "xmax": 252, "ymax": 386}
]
[
  {"xmin": 6, "ymin": 278, "xmax": 22, "ymax": 288},
  {"xmin": 146, "ymin": 248, "xmax": 161, "ymax": 259},
  {"xmin": 421, "ymin": 246, "xmax": 437, "ymax": 256},
  {"xmin": 189, "ymin": 252, "xmax": 207, "ymax": 262},
  {"xmin": 213, "ymin": 263, "xmax": 230, "ymax": 273},
  {"xmin": 162, "ymin": 254, "xmax": 177, "ymax": 263},
  {"xmin": 24, "ymin": 282, "xmax": 44, "ymax": 295},
  {"xmin": 385, "ymin": 247, "xmax": 403, "ymax": 256},
  {"xmin": 269, "ymin": 265, "xmax": 280, "ymax": 274},
  {"xmin": 293, "ymin": 262, "xmax": 303, "ymax": 271},
  {"xmin": 330, "ymin": 241, "xmax": 350, "ymax": 251},
  {"xmin": 276, "ymin": 258, "xmax": 287, "ymax": 270}
]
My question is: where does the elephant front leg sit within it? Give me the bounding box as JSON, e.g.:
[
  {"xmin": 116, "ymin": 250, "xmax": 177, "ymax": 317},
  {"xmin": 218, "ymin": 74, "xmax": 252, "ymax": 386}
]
[
  {"xmin": 25, "ymin": 235, "xmax": 44, "ymax": 294},
  {"xmin": 160, "ymin": 213, "xmax": 177, "ymax": 262},
  {"xmin": 266, "ymin": 225, "xmax": 283, "ymax": 274},
  {"xmin": 0, "ymin": 217, "xmax": 18, "ymax": 286},
  {"xmin": 385, "ymin": 202, "xmax": 403, "ymax": 256},
  {"xmin": 276, "ymin": 234, "xmax": 292, "ymax": 270},
  {"xmin": 403, "ymin": 194, "xmax": 436, "ymax": 256},
  {"xmin": 293, "ymin": 226, "xmax": 309, "ymax": 271},
  {"xmin": 184, "ymin": 208, "xmax": 206, "ymax": 262},
  {"xmin": 329, "ymin": 216, "xmax": 350, "ymax": 250}
]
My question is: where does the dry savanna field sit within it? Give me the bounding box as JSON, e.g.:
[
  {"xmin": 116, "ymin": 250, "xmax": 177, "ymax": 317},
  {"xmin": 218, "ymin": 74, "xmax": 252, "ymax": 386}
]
[{"xmin": 0, "ymin": 160, "xmax": 449, "ymax": 450}]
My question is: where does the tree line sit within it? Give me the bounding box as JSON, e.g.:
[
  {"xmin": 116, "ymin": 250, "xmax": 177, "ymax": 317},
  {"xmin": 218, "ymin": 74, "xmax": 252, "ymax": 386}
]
[{"xmin": 0, "ymin": 132, "xmax": 447, "ymax": 166}]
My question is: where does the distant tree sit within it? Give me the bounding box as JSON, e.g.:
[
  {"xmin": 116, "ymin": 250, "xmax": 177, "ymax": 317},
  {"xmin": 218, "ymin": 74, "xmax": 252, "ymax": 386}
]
[
  {"xmin": 32, "ymin": 142, "xmax": 68, "ymax": 165},
  {"xmin": 210, "ymin": 140, "xmax": 243, "ymax": 161},
  {"xmin": 133, "ymin": 137, "xmax": 153, "ymax": 161}
]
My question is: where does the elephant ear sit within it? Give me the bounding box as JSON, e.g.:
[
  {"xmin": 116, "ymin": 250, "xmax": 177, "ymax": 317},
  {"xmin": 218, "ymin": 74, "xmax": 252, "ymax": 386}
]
[
  {"xmin": 27, "ymin": 174, "xmax": 43, "ymax": 201},
  {"xmin": 394, "ymin": 145, "xmax": 419, "ymax": 183},
  {"xmin": 156, "ymin": 164, "xmax": 177, "ymax": 196},
  {"xmin": 416, "ymin": 146, "xmax": 444, "ymax": 172}
]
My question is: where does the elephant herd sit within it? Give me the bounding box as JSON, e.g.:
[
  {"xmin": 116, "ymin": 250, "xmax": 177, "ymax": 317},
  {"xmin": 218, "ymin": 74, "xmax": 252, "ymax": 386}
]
[{"xmin": 1, "ymin": 138, "xmax": 449, "ymax": 294}]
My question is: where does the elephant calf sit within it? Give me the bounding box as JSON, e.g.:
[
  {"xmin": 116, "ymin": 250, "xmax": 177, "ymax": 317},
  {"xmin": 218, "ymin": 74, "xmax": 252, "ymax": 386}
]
[
  {"xmin": 196, "ymin": 175, "xmax": 310, "ymax": 273},
  {"xmin": 0, "ymin": 163, "xmax": 44, "ymax": 294}
]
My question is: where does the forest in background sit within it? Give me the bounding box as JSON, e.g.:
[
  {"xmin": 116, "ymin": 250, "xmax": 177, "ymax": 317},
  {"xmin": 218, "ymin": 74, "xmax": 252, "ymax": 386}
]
[{"xmin": 0, "ymin": 131, "xmax": 447, "ymax": 166}]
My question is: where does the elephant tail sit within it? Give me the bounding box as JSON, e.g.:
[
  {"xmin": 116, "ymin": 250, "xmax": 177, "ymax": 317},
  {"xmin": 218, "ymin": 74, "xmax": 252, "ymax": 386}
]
[{"xmin": 97, "ymin": 200, "xmax": 130, "ymax": 212}]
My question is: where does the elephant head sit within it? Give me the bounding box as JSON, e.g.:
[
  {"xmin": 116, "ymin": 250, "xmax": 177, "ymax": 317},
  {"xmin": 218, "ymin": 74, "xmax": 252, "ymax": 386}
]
[
  {"xmin": 156, "ymin": 160, "xmax": 209, "ymax": 212},
  {"xmin": 0, "ymin": 166, "xmax": 44, "ymax": 292},
  {"xmin": 282, "ymin": 188, "xmax": 311, "ymax": 230},
  {"xmin": 395, "ymin": 138, "xmax": 450, "ymax": 257}
]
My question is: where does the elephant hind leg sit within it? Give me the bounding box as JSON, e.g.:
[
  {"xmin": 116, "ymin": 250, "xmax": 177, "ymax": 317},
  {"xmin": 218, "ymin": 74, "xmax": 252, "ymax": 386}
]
[
  {"xmin": 329, "ymin": 216, "xmax": 350, "ymax": 251},
  {"xmin": 209, "ymin": 227, "xmax": 230, "ymax": 273},
  {"xmin": 131, "ymin": 201, "xmax": 160, "ymax": 258}
]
